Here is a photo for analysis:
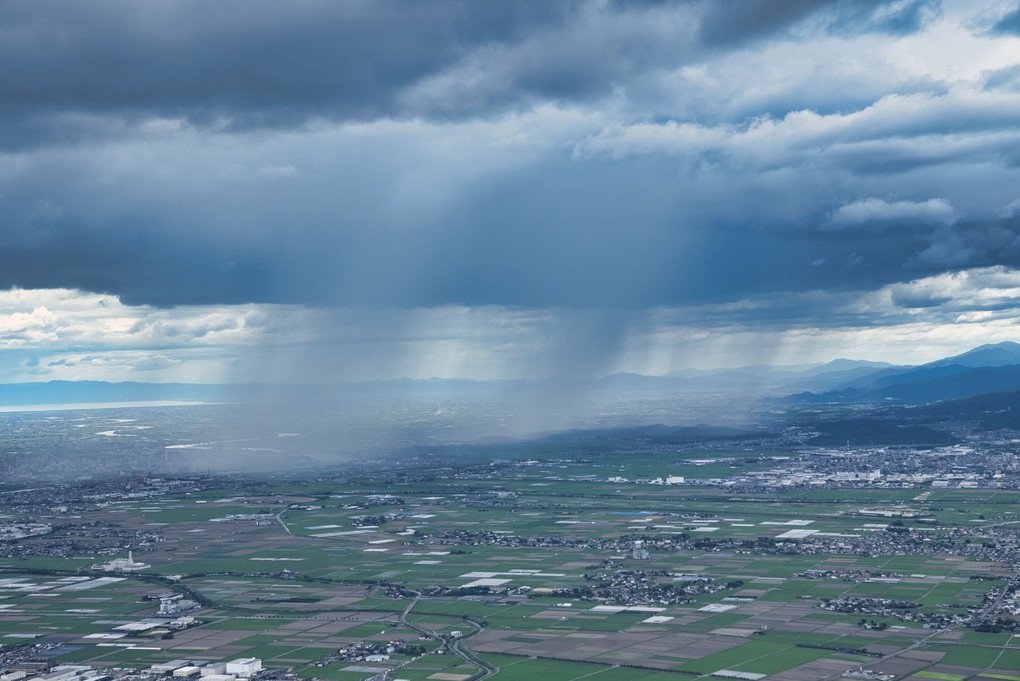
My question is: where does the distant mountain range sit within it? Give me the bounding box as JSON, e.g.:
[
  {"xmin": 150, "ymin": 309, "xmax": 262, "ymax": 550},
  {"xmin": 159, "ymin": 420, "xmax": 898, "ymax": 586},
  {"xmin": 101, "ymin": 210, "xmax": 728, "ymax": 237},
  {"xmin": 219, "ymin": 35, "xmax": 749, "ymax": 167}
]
[
  {"xmin": 907, "ymin": 387, "xmax": 1020, "ymax": 429},
  {"xmin": 3, "ymin": 341, "xmax": 1020, "ymax": 408},
  {"xmin": 786, "ymin": 341, "xmax": 1020, "ymax": 404}
]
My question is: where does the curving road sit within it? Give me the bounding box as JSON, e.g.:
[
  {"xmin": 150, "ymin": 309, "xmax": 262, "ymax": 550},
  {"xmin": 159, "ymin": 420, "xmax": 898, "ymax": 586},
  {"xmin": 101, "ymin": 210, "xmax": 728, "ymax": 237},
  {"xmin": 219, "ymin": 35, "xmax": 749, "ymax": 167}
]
[{"xmin": 387, "ymin": 593, "xmax": 497, "ymax": 681}]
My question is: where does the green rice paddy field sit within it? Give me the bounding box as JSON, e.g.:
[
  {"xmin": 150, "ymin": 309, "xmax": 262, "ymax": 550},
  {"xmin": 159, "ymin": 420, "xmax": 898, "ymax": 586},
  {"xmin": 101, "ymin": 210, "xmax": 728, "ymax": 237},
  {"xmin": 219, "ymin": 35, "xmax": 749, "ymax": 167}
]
[{"xmin": 2, "ymin": 453, "xmax": 1019, "ymax": 680}]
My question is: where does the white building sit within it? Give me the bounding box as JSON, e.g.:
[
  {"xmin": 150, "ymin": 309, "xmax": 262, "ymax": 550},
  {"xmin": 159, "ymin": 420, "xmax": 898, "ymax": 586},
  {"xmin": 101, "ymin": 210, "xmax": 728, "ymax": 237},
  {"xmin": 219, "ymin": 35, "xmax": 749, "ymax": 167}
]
[
  {"xmin": 199, "ymin": 664, "xmax": 227, "ymax": 677},
  {"xmin": 631, "ymin": 540, "xmax": 651, "ymax": 560},
  {"xmin": 225, "ymin": 659, "xmax": 261, "ymax": 678},
  {"xmin": 91, "ymin": 551, "xmax": 150, "ymax": 572}
]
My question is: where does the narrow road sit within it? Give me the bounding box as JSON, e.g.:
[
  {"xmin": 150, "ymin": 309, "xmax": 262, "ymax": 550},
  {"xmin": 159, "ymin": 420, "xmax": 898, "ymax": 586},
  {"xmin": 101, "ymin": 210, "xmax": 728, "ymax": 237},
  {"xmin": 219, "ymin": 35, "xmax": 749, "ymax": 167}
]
[{"xmin": 275, "ymin": 505, "xmax": 294, "ymax": 534}]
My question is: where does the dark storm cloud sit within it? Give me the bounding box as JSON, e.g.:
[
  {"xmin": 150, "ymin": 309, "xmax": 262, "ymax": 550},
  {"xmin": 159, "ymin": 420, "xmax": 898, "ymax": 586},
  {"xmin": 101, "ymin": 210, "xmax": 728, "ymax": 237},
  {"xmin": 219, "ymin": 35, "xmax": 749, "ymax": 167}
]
[
  {"xmin": 907, "ymin": 219, "xmax": 1020, "ymax": 269},
  {"xmin": 0, "ymin": 0, "xmax": 940, "ymax": 147},
  {"xmin": 0, "ymin": 149, "xmax": 993, "ymax": 311},
  {"xmin": 990, "ymin": 4, "xmax": 1020, "ymax": 34},
  {"xmin": 697, "ymin": 0, "xmax": 833, "ymax": 44},
  {"xmin": 699, "ymin": 0, "xmax": 939, "ymax": 44},
  {"xmin": 0, "ymin": 0, "xmax": 571, "ymax": 136},
  {"xmin": 824, "ymin": 0, "xmax": 942, "ymax": 35},
  {"xmin": 3, "ymin": 0, "xmax": 1014, "ymax": 317},
  {"xmin": 0, "ymin": 223, "xmax": 274, "ymax": 307},
  {"xmin": 4, "ymin": 104, "xmax": 1020, "ymax": 312},
  {"xmin": 985, "ymin": 64, "xmax": 1020, "ymax": 93}
]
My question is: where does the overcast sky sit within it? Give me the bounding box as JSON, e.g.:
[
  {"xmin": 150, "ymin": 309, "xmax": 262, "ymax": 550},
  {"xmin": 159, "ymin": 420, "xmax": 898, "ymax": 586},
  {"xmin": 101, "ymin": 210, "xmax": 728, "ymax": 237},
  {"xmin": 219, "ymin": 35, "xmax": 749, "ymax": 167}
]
[{"xmin": 4, "ymin": 0, "xmax": 1020, "ymax": 383}]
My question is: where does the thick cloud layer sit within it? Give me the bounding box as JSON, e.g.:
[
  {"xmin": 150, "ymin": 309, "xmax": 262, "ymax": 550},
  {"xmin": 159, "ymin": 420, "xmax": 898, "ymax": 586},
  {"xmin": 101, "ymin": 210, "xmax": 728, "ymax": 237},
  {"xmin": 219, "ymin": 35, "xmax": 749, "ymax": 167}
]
[
  {"xmin": 0, "ymin": 1, "xmax": 940, "ymax": 133},
  {"xmin": 2, "ymin": 0, "xmax": 1020, "ymax": 366}
]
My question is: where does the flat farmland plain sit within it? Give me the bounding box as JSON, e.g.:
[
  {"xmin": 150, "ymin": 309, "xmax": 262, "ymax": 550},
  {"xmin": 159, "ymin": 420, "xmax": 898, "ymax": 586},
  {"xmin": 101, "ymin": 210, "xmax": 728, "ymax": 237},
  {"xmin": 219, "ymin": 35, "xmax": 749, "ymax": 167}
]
[{"xmin": 2, "ymin": 450, "xmax": 1020, "ymax": 681}]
